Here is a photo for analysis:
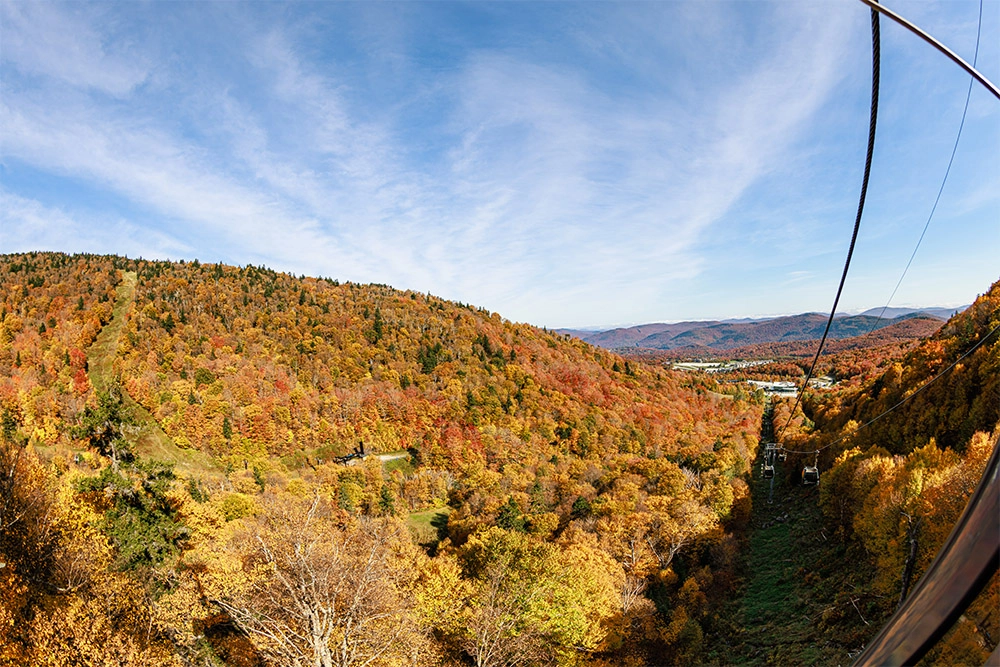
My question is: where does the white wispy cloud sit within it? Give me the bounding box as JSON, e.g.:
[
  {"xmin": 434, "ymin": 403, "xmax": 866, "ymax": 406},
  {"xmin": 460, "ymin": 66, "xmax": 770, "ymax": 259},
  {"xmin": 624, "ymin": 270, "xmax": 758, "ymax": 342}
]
[
  {"xmin": 0, "ymin": 1, "xmax": 148, "ymax": 96},
  {"xmin": 9, "ymin": 1, "xmax": 988, "ymax": 326},
  {"xmin": 0, "ymin": 190, "xmax": 189, "ymax": 258},
  {"xmin": 0, "ymin": 99, "xmax": 337, "ymax": 262},
  {"xmin": 421, "ymin": 3, "xmax": 858, "ymax": 322},
  {"xmin": 2, "ymin": 1, "xmax": 851, "ymax": 321}
]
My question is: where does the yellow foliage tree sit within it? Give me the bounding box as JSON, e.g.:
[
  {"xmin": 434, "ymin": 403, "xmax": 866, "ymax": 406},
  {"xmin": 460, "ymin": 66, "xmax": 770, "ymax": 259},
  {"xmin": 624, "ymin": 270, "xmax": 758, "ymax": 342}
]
[{"xmin": 213, "ymin": 494, "xmax": 431, "ymax": 667}]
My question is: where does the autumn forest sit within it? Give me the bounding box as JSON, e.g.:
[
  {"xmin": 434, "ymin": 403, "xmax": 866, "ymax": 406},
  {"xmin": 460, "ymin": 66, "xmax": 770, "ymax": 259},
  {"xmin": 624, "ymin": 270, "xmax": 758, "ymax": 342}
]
[{"xmin": 1, "ymin": 252, "xmax": 997, "ymax": 666}]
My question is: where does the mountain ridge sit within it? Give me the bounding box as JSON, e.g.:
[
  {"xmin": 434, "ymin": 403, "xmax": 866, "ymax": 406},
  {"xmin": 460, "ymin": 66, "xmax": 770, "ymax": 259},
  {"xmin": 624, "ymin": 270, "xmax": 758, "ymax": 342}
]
[{"xmin": 558, "ymin": 307, "xmax": 959, "ymax": 351}]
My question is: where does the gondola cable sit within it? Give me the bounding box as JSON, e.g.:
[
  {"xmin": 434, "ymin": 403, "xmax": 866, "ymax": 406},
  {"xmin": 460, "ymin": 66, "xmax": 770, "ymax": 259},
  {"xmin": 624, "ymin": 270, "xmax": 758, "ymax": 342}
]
[
  {"xmin": 775, "ymin": 0, "xmax": 998, "ymax": 458},
  {"xmin": 859, "ymin": 0, "xmax": 1000, "ymax": 101},
  {"xmin": 776, "ymin": 7, "xmax": 881, "ymax": 443},
  {"xmin": 860, "ymin": 0, "xmax": 984, "ymax": 340}
]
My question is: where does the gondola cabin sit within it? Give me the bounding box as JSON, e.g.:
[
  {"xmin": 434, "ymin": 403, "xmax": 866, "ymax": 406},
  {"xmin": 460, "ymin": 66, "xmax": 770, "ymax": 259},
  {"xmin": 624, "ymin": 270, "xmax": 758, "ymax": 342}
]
[
  {"xmin": 802, "ymin": 465, "xmax": 819, "ymax": 485},
  {"xmin": 763, "ymin": 464, "xmax": 775, "ymax": 479}
]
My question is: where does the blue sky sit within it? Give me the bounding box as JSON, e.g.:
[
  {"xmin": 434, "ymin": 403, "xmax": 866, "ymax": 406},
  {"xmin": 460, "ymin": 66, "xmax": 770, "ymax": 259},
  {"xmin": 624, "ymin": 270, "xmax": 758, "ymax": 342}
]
[{"xmin": 1, "ymin": 1, "xmax": 997, "ymax": 328}]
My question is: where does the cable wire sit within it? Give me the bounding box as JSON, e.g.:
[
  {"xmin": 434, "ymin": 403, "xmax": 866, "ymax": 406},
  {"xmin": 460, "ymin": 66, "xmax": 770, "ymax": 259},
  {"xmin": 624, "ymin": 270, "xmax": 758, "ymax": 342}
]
[
  {"xmin": 781, "ymin": 320, "xmax": 1000, "ymax": 455},
  {"xmin": 860, "ymin": 0, "xmax": 1000, "ymax": 101},
  {"xmin": 862, "ymin": 0, "xmax": 984, "ymax": 339},
  {"xmin": 777, "ymin": 7, "xmax": 880, "ymax": 441}
]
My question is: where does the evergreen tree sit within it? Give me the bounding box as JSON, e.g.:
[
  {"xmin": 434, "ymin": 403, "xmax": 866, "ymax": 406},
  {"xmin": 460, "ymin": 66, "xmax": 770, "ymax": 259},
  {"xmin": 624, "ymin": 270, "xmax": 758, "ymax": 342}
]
[
  {"xmin": 378, "ymin": 485, "xmax": 396, "ymax": 516},
  {"xmin": 73, "ymin": 380, "xmax": 136, "ymax": 469},
  {"xmin": 497, "ymin": 496, "xmax": 526, "ymax": 532}
]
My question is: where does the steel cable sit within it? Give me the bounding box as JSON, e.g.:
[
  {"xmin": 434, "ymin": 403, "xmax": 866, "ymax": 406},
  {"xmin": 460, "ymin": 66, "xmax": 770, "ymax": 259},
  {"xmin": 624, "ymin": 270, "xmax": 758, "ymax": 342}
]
[
  {"xmin": 777, "ymin": 7, "xmax": 880, "ymax": 442},
  {"xmin": 861, "ymin": 0, "xmax": 984, "ymax": 340}
]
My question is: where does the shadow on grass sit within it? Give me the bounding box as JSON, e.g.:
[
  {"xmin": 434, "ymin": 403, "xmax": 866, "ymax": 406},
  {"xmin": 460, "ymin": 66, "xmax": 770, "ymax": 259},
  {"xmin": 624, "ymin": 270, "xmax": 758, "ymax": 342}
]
[{"xmin": 407, "ymin": 508, "xmax": 451, "ymax": 555}]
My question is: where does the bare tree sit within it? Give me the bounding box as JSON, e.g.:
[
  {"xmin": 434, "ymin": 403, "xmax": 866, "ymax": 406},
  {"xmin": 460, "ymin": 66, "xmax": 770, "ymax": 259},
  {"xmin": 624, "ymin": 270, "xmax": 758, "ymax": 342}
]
[
  {"xmin": 645, "ymin": 497, "xmax": 716, "ymax": 571},
  {"xmin": 216, "ymin": 495, "xmax": 427, "ymax": 667}
]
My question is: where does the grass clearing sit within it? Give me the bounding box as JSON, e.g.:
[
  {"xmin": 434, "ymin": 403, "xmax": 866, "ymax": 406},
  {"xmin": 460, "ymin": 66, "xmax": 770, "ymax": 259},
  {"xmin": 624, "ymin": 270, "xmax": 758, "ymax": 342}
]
[
  {"xmin": 87, "ymin": 271, "xmax": 137, "ymax": 393},
  {"xmin": 86, "ymin": 272, "xmax": 219, "ymax": 476},
  {"xmin": 383, "ymin": 456, "xmax": 414, "ymax": 475},
  {"xmin": 742, "ymin": 520, "xmax": 796, "ymax": 627},
  {"xmin": 406, "ymin": 507, "xmax": 450, "ymax": 550},
  {"xmin": 710, "ymin": 456, "xmax": 864, "ymax": 666},
  {"xmin": 705, "ymin": 405, "xmax": 884, "ymax": 666}
]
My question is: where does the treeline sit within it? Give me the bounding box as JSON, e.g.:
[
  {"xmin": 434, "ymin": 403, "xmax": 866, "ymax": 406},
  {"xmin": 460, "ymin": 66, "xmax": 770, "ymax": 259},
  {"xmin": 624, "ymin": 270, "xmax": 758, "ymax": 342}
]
[{"xmin": 1, "ymin": 252, "xmax": 765, "ymax": 666}]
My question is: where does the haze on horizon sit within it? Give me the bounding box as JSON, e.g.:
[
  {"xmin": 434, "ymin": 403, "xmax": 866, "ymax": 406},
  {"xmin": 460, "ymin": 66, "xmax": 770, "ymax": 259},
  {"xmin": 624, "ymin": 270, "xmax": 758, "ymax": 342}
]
[{"xmin": 1, "ymin": 0, "xmax": 998, "ymax": 329}]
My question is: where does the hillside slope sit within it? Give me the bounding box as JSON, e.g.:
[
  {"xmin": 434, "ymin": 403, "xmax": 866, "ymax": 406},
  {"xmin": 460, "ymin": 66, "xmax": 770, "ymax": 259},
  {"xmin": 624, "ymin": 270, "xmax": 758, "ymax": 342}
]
[
  {"xmin": 757, "ymin": 280, "xmax": 1000, "ymax": 664},
  {"xmin": 800, "ymin": 280, "xmax": 1000, "ymax": 455},
  {"xmin": 3, "ymin": 252, "xmax": 991, "ymax": 666},
  {"xmin": 1, "ymin": 253, "xmax": 759, "ymax": 466},
  {"xmin": 107, "ymin": 256, "xmax": 761, "ymax": 468}
]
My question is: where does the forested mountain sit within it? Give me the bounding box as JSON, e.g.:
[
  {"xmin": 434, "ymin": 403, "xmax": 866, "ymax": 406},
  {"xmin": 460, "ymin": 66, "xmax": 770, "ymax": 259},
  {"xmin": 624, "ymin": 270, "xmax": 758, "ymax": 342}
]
[
  {"xmin": 854, "ymin": 306, "xmax": 963, "ymax": 320},
  {"xmin": 629, "ymin": 315, "xmax": 946, "ymax": 383},
  {"xmin": 561, "ymin": 321, "xmax": 723, "ymax": 349},
  {"xmin": 0, "ymin": 252, "xmax": 994, "ymax": 667},
  {"xmin": 1, "ymin": 252, "xmax": 761, "ymax": 666},
  {"xmin": 566, "ymin": 311, "xmax": 948, "ymax": 352}
]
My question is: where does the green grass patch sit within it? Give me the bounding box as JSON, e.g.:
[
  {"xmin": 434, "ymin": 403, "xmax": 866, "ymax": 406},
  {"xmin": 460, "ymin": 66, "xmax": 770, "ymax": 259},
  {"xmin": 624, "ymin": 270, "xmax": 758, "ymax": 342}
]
[
  {"xmin": 710, "ymin": 453, "xmax": 867, "ymax": 667},
  {"xmin": 383, "ymin": 456, "xmax": 414, "ymax": 475},
  {"xmin": 406, "ymin": 507, "xmax": 450, "ymax": 549},
  {"xmin": 742, "ymin": 521, "xmax": 796, "ymax": 627},
  {"xmin": 87, "ymin": 271, "xmax": 137, "ymax": 393}
]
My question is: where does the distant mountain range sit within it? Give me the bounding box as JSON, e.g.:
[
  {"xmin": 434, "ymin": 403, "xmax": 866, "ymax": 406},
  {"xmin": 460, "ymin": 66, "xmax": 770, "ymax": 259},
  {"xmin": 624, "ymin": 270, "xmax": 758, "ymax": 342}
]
[
  {"xmin": 558, "ymin": 307, "xmax": 965, "ymax": 351},
  {"xmin": 847, "ymin": 306, "xmax": 962, "ymax": 321}
]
